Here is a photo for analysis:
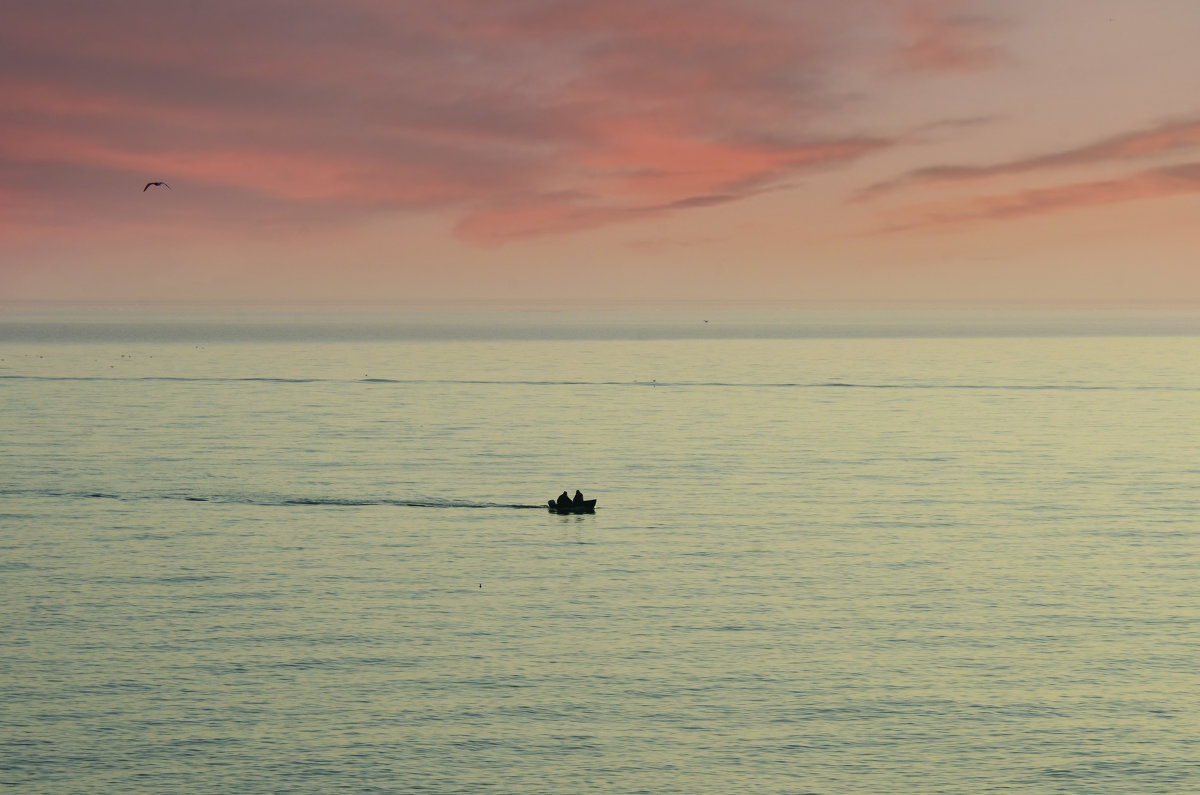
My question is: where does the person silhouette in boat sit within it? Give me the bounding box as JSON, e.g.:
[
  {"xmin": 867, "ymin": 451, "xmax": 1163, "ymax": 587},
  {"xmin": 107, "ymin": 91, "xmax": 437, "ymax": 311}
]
[
  {"xmin": 557, "ymin": 491, "xmax": 572, "ymax": 511},
  {"xmin": 573, "ymin": 490, "xmax": 585, "ymax": 507}
]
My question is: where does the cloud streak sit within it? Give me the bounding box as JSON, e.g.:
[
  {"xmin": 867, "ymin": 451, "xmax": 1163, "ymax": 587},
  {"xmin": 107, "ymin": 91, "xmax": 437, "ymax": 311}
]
[
  {"xmin": 860, "ymin": 117, "xmax": 1200, "ymax": 201},
  {"xmin": 881, "ymin": 162, "xmax": 1200, "ymax": 232}
]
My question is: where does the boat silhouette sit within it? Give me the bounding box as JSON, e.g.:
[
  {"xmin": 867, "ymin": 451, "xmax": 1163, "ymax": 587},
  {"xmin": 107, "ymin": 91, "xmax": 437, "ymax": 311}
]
[{"xmin": 548, "ymin": 490, "xmax": 597, "ymax": 514}]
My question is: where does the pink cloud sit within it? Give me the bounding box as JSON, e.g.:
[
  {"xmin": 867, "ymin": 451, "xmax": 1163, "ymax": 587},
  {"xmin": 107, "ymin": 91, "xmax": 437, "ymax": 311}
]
[
  {"xmin": 454, "ymin": 132, "xmax": 885, "ymax": 244},
  {"xmin": 861, "ymin": 117, "xmax": 1200, "ymax": 201},
  {"xmin": 882, "ymin": 163, "xmax": 1200, "ymax": 231},
  {"xmin": 578, "ymin": 117, "xmax": 885, "ymax": 201},
  {"xmin": 1, "ymin": 1, "xmax": 1001, "ymax": 244},
  {"xmin": 894, "ymin": 0, "xmax": 1006, "ymax": 73},
  {"xmin": 454, "ymin": 189, "xmax": 757, "ymax": 244}
]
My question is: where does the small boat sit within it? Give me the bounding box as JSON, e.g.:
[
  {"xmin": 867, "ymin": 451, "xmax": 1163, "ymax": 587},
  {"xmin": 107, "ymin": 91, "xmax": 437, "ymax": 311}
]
[{"xmin": 548, "ymin": 498, "xmax": 596, "ymax": 514}]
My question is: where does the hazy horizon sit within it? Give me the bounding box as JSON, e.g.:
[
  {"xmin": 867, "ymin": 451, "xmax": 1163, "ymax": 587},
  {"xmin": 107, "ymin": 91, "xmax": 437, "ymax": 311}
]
[{"xmin": 8, "ymin": 303, "xmax": 1200, "ymax": 343}]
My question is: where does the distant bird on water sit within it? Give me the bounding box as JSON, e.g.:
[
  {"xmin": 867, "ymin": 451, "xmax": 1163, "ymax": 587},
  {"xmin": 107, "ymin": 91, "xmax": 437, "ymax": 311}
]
[{"xmin": 143, "ymin": 181, "xmax": 171, "ymax": 191}]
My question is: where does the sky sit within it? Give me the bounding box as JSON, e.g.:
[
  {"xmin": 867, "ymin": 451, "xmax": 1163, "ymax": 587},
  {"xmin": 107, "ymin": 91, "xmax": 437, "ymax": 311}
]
[{"xmin": 3, "ymin": 0, "xmax": 1200, "ymax": 306}]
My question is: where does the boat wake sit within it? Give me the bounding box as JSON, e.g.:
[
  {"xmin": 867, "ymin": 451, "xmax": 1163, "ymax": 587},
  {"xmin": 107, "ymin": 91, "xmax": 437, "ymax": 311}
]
[{"xmin": 4, "ymin": 489, "xmax": 545, "ymax": 509}]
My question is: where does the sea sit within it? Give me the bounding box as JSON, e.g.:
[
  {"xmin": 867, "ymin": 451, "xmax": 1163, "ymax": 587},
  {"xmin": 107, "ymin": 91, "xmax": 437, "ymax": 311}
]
[{"xmin": 4, "ymin": 307, "xmax": 1200, "ymax": 794}]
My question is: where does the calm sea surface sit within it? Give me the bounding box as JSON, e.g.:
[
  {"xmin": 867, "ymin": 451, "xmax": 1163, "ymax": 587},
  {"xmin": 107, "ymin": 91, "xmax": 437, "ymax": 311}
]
[{"xmin": 4, "ymin": 313, "xmax": 1200, "ymax": 793}]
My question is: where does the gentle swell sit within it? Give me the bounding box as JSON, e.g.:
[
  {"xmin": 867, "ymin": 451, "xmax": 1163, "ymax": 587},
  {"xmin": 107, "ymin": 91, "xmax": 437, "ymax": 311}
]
[{"xmin": 0, "ymin": 374, "xmax": 1191, "ymax": 391}]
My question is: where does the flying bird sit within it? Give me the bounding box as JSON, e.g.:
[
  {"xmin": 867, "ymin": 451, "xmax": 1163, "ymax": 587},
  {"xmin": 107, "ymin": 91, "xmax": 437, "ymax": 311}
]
[{"xmin": 143, "ymin": 182, "xmax": 171, "ymax": 191}]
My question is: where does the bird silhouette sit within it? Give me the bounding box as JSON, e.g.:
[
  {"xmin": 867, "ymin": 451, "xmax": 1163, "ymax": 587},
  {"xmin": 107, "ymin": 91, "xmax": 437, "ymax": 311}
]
[{"xmin": 143, "ymin": 182, "xmax": 171, "ymax": 191}]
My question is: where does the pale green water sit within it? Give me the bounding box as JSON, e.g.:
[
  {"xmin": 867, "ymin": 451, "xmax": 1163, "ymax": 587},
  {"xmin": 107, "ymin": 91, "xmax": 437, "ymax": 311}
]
[{"xmin": 3, "ymin": 324, "xmax": 1200, "ymax": 792}]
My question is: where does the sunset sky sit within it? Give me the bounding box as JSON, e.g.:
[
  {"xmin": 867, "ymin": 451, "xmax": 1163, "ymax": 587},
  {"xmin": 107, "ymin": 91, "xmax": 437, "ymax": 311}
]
[{"xmin": 4, "ymin": 1, "xmax": 1200, "ymax": 306}]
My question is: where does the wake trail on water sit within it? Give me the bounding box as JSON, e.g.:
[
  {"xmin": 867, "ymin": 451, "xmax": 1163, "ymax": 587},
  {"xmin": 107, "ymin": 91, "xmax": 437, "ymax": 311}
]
[{"xmin": 3, "ymin": 489, "xmax": 545, "ymax": 509}]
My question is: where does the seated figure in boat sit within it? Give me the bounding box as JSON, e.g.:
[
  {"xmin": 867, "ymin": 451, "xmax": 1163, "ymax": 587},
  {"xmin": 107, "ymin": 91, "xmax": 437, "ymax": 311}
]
[
  {"xmin": 557, "ymin": 491, "xmax": 572, "ymax": 511},
  {"xmin": 573, "ymin": 490, "xmax": 585, "ymax": 506}
]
